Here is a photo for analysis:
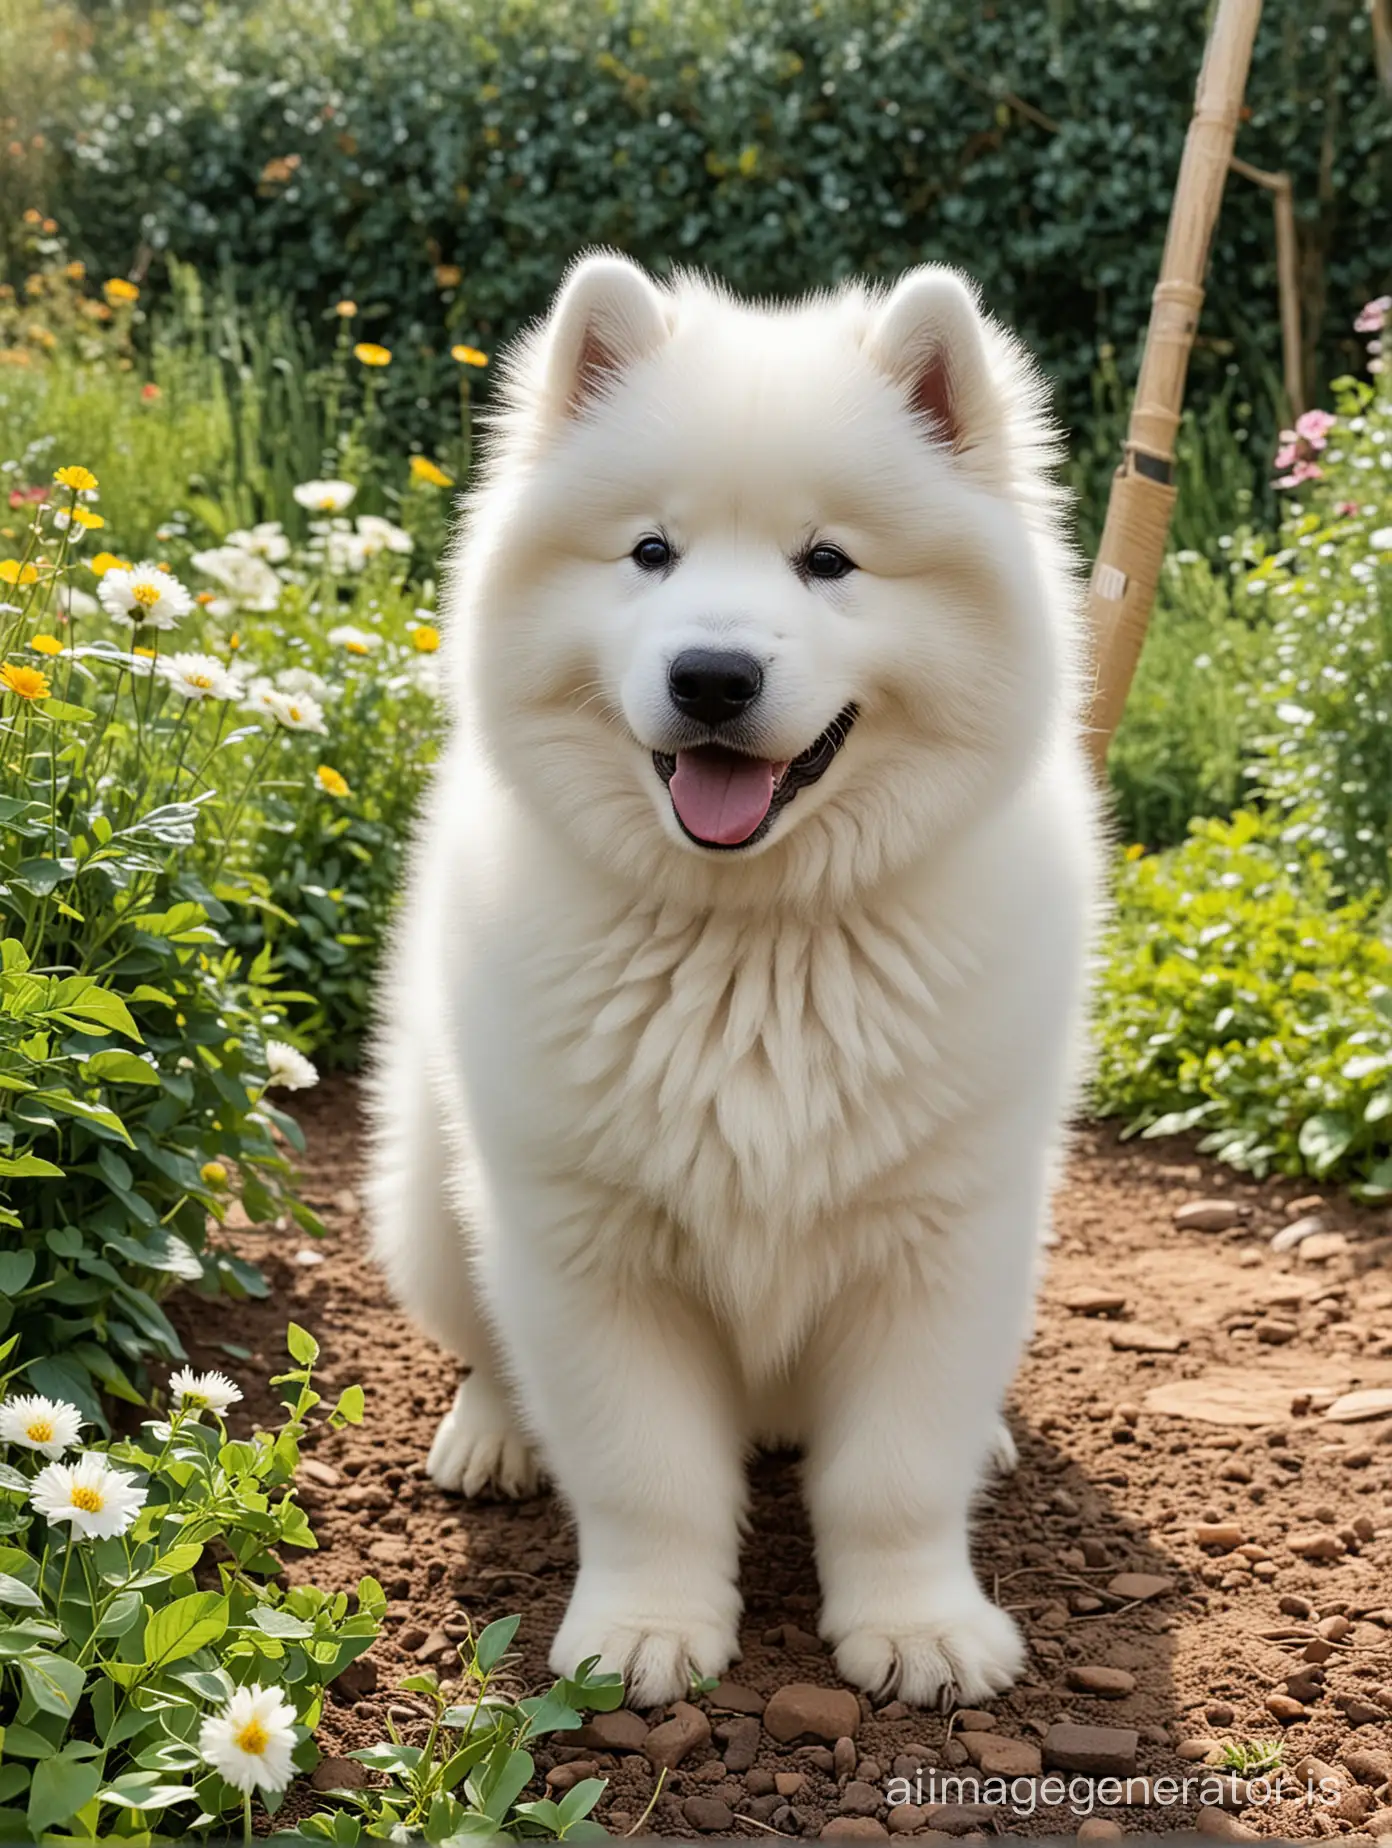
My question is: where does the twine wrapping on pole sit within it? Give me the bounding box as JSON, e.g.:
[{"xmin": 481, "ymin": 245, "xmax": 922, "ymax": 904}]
[{"xmin": 1084, "ymin": 0, "xmax": 1264, "ymax": 777}]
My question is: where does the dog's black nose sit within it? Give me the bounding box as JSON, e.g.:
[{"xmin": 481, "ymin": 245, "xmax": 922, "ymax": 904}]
[{"xmin": 667, "ymin": 648, "xmax": 763, "ymax": 728}]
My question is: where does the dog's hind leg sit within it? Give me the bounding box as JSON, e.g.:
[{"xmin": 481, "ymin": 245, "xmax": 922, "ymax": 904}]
[{"xmin": 364, "ymin": 1039, "xmax": 542, "ymax": 1500}]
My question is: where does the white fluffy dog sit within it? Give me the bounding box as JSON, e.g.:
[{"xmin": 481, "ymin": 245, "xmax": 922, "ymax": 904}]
[{"xmin": 367, "ymin": 253, "xmax": 1101, "ymax": 1709}]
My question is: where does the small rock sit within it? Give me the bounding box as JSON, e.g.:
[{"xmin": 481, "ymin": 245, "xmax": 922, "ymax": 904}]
[
  {"xmin": 1061, "ymin": 1288, "xmax": 1130, "ymax": 1317},
  {"xmin": 1206, "ymin": 1702, "xmax": 1235, "ymax": 1726},
  {"xmin": 1289, "ymin": 1530, "xmax": 1346, "ymax": 1561},
  {"xmin": 746, "ymin": 1769, "xmax": 777, "ymax": 1797},
  {"xmin": 299, "ymin": 1458, "xmax": 342, "ymax": 1488},
  {"xmin": 924, "ymin": 1804, "xmax": 997, "ymax": 1835},
  {"xmin": 835, "ymin": 1736, "xmax": 859, "ymax": 1777},
  {"xmin": 334, "ymin": 1657, "xmax": 378, "ymax": 1700},
  {"xmin": 1297, "ymin": 1232, "xmax": 1349, "ymax": 1264},
  {"xmin": 1042, "ymin": 1723, "xmax": 1139, "ymax": 1778},
  {"xmin": 1106, "ymin": 1573, "xmax": 1174, "ymax": 1603},
  {"xmin": 709, "ymin": 1680, "xmax": 766, "ymax": 1716},
  {"xmin": 1194, "ymin": 1522, "xmax": 1245, "ymax": 1550},
  {"xmin": 311, "ymin": 1756, "xmax": 367, "ymax": 1791},
  {"xmin": 415, "ymin": 1627, "xmax": 454, "ymax": 1663},
  {"xmin": 1174, "ymin": 1200, "xmax": 1249, "ymax": 1233},
  {"xmin": 952, "ymin": 1709, "xmax": 997, "ymax": 1730},
  {"xmin": 1293, "ymin": 1756, "xmax": 1344, "ymax": 1790},
  {"xmin": 780, "ymin": 1623, "xmax": 825, "ymax": 1655},
  {"xmin": 1271, "ymin": 1214, "xmax": 1326, "ymax": 1253},
  {"xmin": 546, "ymin": 1761, "xmax": 598, "ymax": 1794},
  {"xmin": 1196, "ymin": 1807, "xmax": 1259, "ymax": 1840},
  {"xmin": 1078, "ymin": 1822, "xmax": 1125, "ymax": 1842},
  {"xmin": 776, "ymin": 1773, "xmax": 807, "ymax": 1798},
  {"xmin": 821, "ymin": 1821, "xmax": 889, "ymax": 1841},
  {"xmin": 1109, "ymin": 1324, "xmax": 1185, "ymax": 1354},
  {"xmin": 1266, "ymin": 1694, "xmax": 1308, "ymax": 1724},
  {"xmin": 683, "ymin": 1796, "xmax": 734, "ymax": 1833},
  {"xmin": 1327, "ymin": 1389, "xmax": 1392, "ymax": 1424},
  {"xmin": 840, "ymin": 1781, "xmax": 883, "ymax": 1817},
  {"xmin": 1066, "ymin": 1666, "xmax": 1137, "ymax": 1700},
  {"xmin": 1341, "ymin": 1698, "xmax": 1389, "ymax": 1727},
  {"xmin": 958, "ymin": 1733, "xmax": 1041, "ymax": 1777},
  {"xmin": 764, "ymin": 1684, "xmax": 862, "ymax": 1745},
  {"xmin": 575, "ymin": 1709, "xmax": 649, "ymax": 1753},
  {"xmin": 1366, "ymin": 1811, "xmax": 1392, "ymax": 1842},
  {"xmin": 720, "ymin": 1716, "xmax": 761, "ymax": 1773},
  {"xmin": 1344, "ymin": 1750, "xmax": 1392, "ymax": 1787},
  {"xmin": 1255, "ymin": 1318, "xmax": 1299, "ymax": 1346},
  {"xmin": 645, "ymin": 1701, "xmax": 712, "ymax": 1770},
  {"xmin": 1280, "ymin": 1594, "xmax": 1313, "ymax": 1618},
  {"xmin": 887, "ymin": 1805, "xmax": 926, "ymax": 1834}
]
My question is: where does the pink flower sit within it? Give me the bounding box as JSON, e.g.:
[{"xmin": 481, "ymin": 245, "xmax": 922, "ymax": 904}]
[
  {"xmin": 1275, "ymin": 459, "xmax": 1324, "ymax": 490},
  {"xmin": 1336, "ymin": 500, "xmax": 1360, "ymax": 517},
  {"xmin": 1273, "ymin": 441, "xmax": 1299, "ymax": 471},
  {"xmin": 1294, "ymin": 408, "xmax": 1336, "ymax": 448},
  {"xmin": 1354, "ymin": 295, "xmax": 1390, "ymax": 335}
]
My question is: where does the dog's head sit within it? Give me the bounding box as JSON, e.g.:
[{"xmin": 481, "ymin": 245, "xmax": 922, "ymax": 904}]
[{"xmin": 451, "ymin": 254, "xmax": 1081, "ymax": 911}]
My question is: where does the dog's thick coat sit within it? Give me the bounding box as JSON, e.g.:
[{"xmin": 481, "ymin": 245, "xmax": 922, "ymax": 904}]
[{"xmin": 367, "ymin": 255, "xmax": 1102, "ymax": 1707}]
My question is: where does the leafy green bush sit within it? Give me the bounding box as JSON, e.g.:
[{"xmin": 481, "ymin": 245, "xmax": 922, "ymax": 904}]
[
  {"xmin": 1095, "ymin": 810, "xmax": 1392, "ymax": 1194},
  {"xmin": 0, "ymin": 1327, "xmax": 381, "ymax": 1843},
  {"xmin": 25, "ymin": 0, "xmax": 1391, "ymax": 451}
]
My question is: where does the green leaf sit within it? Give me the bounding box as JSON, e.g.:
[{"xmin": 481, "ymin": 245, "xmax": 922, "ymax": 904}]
[
  {"xmin": 474, "ymin": 1614, "xmax": 520, "ymax": 1674},
  {"xmin": 143, "ymin": 1590, "xmax": 229, "ymax": 1668},
  {"xmin": 286, "ymin": 1322, "xmax": 319, "ymax": 1366},
  {"xmin": 28, "ymin": 1749, "xmax": 103, "ymax": 1836},
  {"xmin": 0, "ymin": 1250, "xmax": 37, "ymax": 1295},
  {"xmin": 151, "ymin": 1542, "xmax": 203, "ymax": 1577},
  {"xmin": 1297, "ymin": 1110, "xmax": 1355, "ymax": 1175},
  {"xmin": 0, "ymin": 1572, "xmax": 43, "ymax": 1608},
  {"xmin": 481, "ymin": 1746, "xmax": 535, "ymax": 1823},
  {"xmin": 57, "ymin": 986, "xmax": 144, "ymax": 1044},
  {"xmin": 333, "ymin": 1384, "xmax": 365, "ymax": 1424},
  {"xmin": 38, "ymin": 699, "xmax": 96, "ymax": 723},
  {"xmin": 19, "ymin": 1651, "xmax": 86, "ymax": 1719},
  {"xmin": 83, "ymin": 1049, "xmax": 161, "ymax": 1086},
  {"xmin": 0, "ymin": 1153, "xmax": 63, "ymax": 1178}
]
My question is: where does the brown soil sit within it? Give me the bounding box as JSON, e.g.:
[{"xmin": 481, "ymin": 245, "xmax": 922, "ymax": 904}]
[{"xmin": 175, "ymin": 1079, "xmax": 1392, "ymax": 1841}]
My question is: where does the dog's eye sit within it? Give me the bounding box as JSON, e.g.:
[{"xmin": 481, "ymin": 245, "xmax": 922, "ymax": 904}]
[
  {"xmin": 803, "ymin": 543, "xmax": 856, "ymax": 581},
  {"xmin": 632, "ymin": 535, "xmax": 673, "ymax": 572}
]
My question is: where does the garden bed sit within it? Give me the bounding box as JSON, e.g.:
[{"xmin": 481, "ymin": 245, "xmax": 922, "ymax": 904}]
[{"xmin": 178, "ymin": 1080, "xmax": 1392, "ymax": 1841}]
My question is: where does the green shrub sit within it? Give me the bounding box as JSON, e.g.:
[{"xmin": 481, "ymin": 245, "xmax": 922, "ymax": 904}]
[
  {"xmin": 0, "ymin": 1327, "xmax": 381, "ymax": 1842},
  {"xmin": 25, "ymin": 0, "xmax": 1392, "ymax": 453},
  {"xmin": 1095, "ymin": 810, "xmax": 1392, "ymax": 1194}
]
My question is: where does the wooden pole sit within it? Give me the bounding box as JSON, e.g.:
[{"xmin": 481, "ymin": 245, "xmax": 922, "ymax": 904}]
[
  {"xmin": 1230, "ymin": 156, "xmax": 1304, "ymax": 416},
  {"xmin": 1084, "ymin": 0, "xmax": 1264, "ymax": 776}
]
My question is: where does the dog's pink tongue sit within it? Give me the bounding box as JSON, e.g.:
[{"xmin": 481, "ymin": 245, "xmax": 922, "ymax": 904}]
[{"xmin": 670, "ymin": 748, "xmax": 775, "ymax": 845}]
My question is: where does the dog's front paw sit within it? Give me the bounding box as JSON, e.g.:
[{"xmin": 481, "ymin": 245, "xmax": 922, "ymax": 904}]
[
  {"xmin": 427, "ymin": 1375, "xmax": 543, "ymax": 1500},
  {"xmin": 829, "ymin": 1585, "xmax": 1023, "ymax": 1708},
  {"xmin": 551, "ymin": 1581, "xmax": 740, "ymax": 1707}
]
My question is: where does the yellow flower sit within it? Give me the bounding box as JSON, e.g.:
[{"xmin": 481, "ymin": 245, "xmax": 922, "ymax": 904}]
[
  {"xmin": 200, "ymin": 1161, "xmax": 228, "ymax": 1188},
  {"xmin": 451, "ymin": 344, "xmax": 488, "ymax": 368},
  {"xmin": 0, "ymin": 560, "xmax": 39, "ymax": 586},
  {"xmin": 22, "ymin": 208, "xmax": 40, "ymax": 225},
  {"xmin": 1124, "ymin": 843, "xmax": 1146, "ymax": 861},
  {"xmin": 316, "ymin": 764, "xmax": 350, "ymax": 798},
  {"xmin": 65, "ymin": 260, "xmax": 85, "ymax": 281},
  {"xmin": 71, "ymin": 507, "xmax": 105, "ymax": 530},
  {"xmin": 229, "ymin": 632, "xmax": 241, "ymax": 651},
  {"xmin": 335, "ymin": 299, "xmax": 357, "ymax": 317},
  {"xmin": 435, "ymin": 264, "xmax": 462, "ymax": 289},
  {"xmin": 409, "ymin": 456, "xmax": 453, "ymax": 488},
  {"xmin": 89, "ymin": 552, "xmax": 130, "ymax": 577},
  {"xmin": 411, "ymin": 624, "xmax": 441, "ymax": 653},
  {"xmin": 353, "ymin": 342, "xmax": 392, "ymax": 367},
  {"xmin": 54, "ymin": 465, "xmax": 98, "ymax": 492},
  {"xmin": 29, "ymin": 634, "xmax": 63, "ymax": 656},
  {"xmin": 1, "ymin": 662, "xmax": 50, "ymax": 701},
  {"xmin": 104, "ymin": 277, "xmax": 140, "ymax": 303},
  {"xmin": 132, "ymin": 645, "xmax": 156, "ymax": 659}
]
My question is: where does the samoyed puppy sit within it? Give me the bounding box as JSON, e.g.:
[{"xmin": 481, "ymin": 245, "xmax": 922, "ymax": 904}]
[{"xmin": 367, "ymin": 253, "xmax": 1101, "ymax": 1709}]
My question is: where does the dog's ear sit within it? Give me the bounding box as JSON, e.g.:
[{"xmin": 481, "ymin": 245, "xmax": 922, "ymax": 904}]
[
  {"xmin": 867, "ymin": 267, "xmax": 1004, "ymax": 463},
  {"xmin": 543, "ymin": 253, "xmax": 670, "ymax": 417}
]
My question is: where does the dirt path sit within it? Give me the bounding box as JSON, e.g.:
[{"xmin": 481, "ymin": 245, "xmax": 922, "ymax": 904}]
[{"xmin": 175, "ymin": 1081, "xmax": 1392, "ymax": 1840}]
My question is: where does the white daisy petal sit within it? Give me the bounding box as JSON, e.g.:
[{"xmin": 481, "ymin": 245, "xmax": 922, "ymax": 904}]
[
  {"xmin": 30, "ymin": 1454, "xmax": 146, "ymax": 1540},
  {"xmin": 199, "ymin": 1684, "xmax": 299, "ymax": 1794},
  {"xmin": 0, "ymin": 1393, "xmax": 84, "ymax": 1459},
  {"xmin": 264, "ymin": 1041, "xmax": 318, "ymax": 1092},
  {"xmin": 264, "ymin": 689, "xmax": 328, "ymax": 734},
  {"xmin": 160, "ymin": 652, "xmax": 243, "ymax": 702},
  {"xmin": 97, "ymin": 562, "xmax": 192, "ymax": 632},
  {"xmin": 292, "ymin": 479, "xmax": 356, "ymax": 514},
  {"xmin": 168, "ymin": 1368, "xmax": 243, "ymax": 1417},
  {"xmin": 326, "ymin": 624, "xmax": 380, "ymax": 656}
]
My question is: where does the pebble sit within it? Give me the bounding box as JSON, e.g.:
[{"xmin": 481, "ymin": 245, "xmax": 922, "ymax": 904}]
[
  {"xmin": 1194, "ymin": 1522, "xmax": 1245, "ymax": 1550},
  {"xmin": 1327, "ymin": 1389, "xmax": 1392, "ymax": 1424},
  {"xmin": 1270, "ymin": 1214, "xmax": 1326, "ymax": 1253},
  {"xmin": 1205, "ymin": 1702, "xmax": 1234, "ymax": 1726},
  {"xmin": 682, "ymin": 1796, "xmax": 734, "ymax": 1833},
  {"xmin": 299, "ymin": 1457, "xmax": 342, "ymax": 1488},
  {"xmin": 957, "ymin": 1732, "xmax": 1041, "ymax": 1777},
  {"xmin": 764, "ymin": 1684, "xmax": 862, "ymax": 1745},
  {"xmin": 821, "ymin": 1821, "xmax": 889, "ymax": 1841},
  {"xmin": 575, "ymin": 1709, "xmax": 648, "ymax": 1753},
  {"xmin": 1266, "ymin": 1694, "xmax": 1309, "ymax": 1724},
  {"xmin": 1317, "ymin": 1614, "xmax": 1353, "ymax": 1641},
  {"xmin": 545, "ymin": 1761, "xmax": 598, "ymax": 1794},
  {"xmin": 924, "ymin": 1803, "xmax": 998, "ymax": 1835},
  {"xmin": 1109, "ymin": 1324, "xmax": 1185, "ymax": 1353},
  {"xmin": 645, "ymin": 1701, "xmax": 712, "ymax": 1770},
  {"xmin": 776, "ymin": 1773, "xmax": 807, "ymax": 1798},
  {"xmin": 1342, "ymin": 1698, "xmax": 1389, "ymax": 1727},
  {"xmin": 414, "ymin": 1626, "xmax": 453, "ymax": 1663},
  {"xmin": 1289, "ymin": 1530, "xmax": 1346, "ymax": 1560},
  {"xmin": 719, "ymin": 1716, "xmax": 761, "ymax": 1773},
  {"xmin": 840, "ymin": 1781, "xmax": 883, "ymax": 1817},
  {"xmin": 746, "ymin": 1769, "xmax": 777, "ymax": 1796},
  {"xmin": 1255, "ymin": 1317, "xmax": 1299, "ymax": 1345},
  {"xmin": 887, "ymin": 1805, "xmax": 926, "ymax": 1834},
  {"xmin": 1174, "ymin": 1200, "xmax": 1249, "ymax": 1233},
  {"xmin": 1042, "ymin": 1722, "xmax": 1139, "ymax": 1777},
  {"xmin": 1196, "ymin": 1807, "xmax": 1259, "ymax": 1840},
  {"xmin": 1280, "ymin": 1593, "xmax": 1313, "ymax": 1618},
  {"xmin": 1293, "ymin": 1756, "xmax": 1344, "ymax": 1789},
  {"xmin": 834, "ymin": 1736, "xmax": 858, "ymax": 1777},
  {"xmin": 1366, "ymin": 1811, "xmax": 1392, "ymax": 1841},
  {"xmin": 1177, "ymin": 1740, "xmax": 1217, "ymax": 1762},
  {"xmin": 952, "ymin": 1710, "xmax": 997, "ymax": 1730},
  {"xmin": 781, "ymin": 1623, "xmax": 825, "ymax": 1655},
  {"xmin": 1077, "ymin": 1821, "xmax": 1125, "ymax": 1842},
  {"xmin": 709, "ymin": 1680, "xmax": 766, "ymax": 1716},
  {"xmin": 1344, "ymin": 1750, "xmax": 1392, "ymax": 1786},
  {"xmin": 334, "ymin": 1656, "xmax": 377, "ymax": 1700},
  {"xmin": 1297, "ymin": 1232, "xmax": 1349, "ymax": 1264},
  {"xmin": 1106, "ymin": 1572, "xmax": 1174, "ymax": 1603},
  {"xmin": 1066, "ymin": 1666, "xmax": 1137, "ymax": 1699},
  {"xmin": 1061, "ymin": 1287, "xmax": 1130, "ymax": 1316},
  {"xmin": 311, "ymin": 1756, "xmax": 367, "ymax": 1791}
]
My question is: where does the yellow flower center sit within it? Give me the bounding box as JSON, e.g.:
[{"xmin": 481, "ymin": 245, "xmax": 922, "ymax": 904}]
[
  {"xmin": 346, "ymin": 641, "xmax": 368, "ymax": 655},
  {"xmin": 287, "ymin": 704, "xmax": 303, "ymax": 722},
  {"xmin": 317, "ymin": 496, "xmax": 337, "ymax": 510},
  {"xmin": 131, "ymin": 582, "xmax": 162, "ymax": 609},
  {"xmin": 25, "ymin": 1417, "xmax": 54, "ymax": 1444},
  {"xmin": 70, "ymin": 1485, "xmax": 104, "ymax": 1513},
  {"xmin": 235, "ymin": 1720, "xmax": 270, "ymax": 1756},
  {"xmin": 187, "ymin": 673, "xmax": 214, "ymax": 689}
]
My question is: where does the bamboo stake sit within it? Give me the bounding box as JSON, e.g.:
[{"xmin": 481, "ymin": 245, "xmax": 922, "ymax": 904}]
[
  {"xmin": 1230, "ymin": 155, "xmax": 1304, "ymax": 416},
  {"xmin": 1084, "ymin": 0, "xmax": 1264, "ymax": 777}
]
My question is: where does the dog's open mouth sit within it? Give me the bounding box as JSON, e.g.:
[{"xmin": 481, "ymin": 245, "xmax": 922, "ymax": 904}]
[{"xmin": 653, "ymin": 704, "xmax": 858, "ymax": 850}]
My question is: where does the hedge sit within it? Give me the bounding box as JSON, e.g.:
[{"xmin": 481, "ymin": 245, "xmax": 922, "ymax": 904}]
[{"xmin": 15, "ymin": 0, "xmax": 1392, "ymax": 449}]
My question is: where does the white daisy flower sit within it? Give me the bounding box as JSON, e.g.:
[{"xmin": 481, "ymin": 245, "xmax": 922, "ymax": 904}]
[
  {"xmin": 56, "ymin": 583, "xmax": 100, "ymax": 620},
  {"xmin": 1370, "ymin": 527, "xmax": 1392, "ymax": 553},
  {"xmin": 169, "ymin": 1367, "xmax": 243, "ymax": 1417},
  {"xmin": 98, "ymin": 561, "xmax": 192, "ymax": 632},
  {"xmin": 30, "ymin": 1453, "xmax": 146, "ymax": 1540},
  {"xmin": 264, "ymin": 689, "xmax": 328, "ymax": 735},
  {"xmin": 355, "ymin": 514, "xmax": 413, "ymax": 557},
  {"xmin": 264, "ymin": 1040, "xmax": 319, "ymax": 1091},
  {"xmin": 191, "ymin": 546, "xmax": 282, "ymax": 613},
  {"xmin": 275, "ymin": 666, "xmax": 331, "ymax": 701},
  {"xmin": 227, "ymin": 521, "xmax": 290, "ymax": 563},
  {"xmin": 293, "ymin": 479, "xmax": 356, "ymax": 514},
  {"xmin": 0, "ymin": 1393, "xmax": 84, "ymax": 1459},
  {"xmin": 160, "ymin": 652, "xmax": 243, "ymax": 702},
  {"xmin": 326, "ymin": 624, "xmax": 381, "ymax": 656},
  {"xmin": 326, "ymin": 529, "xmax": 371, "ymax": 574},
  {"xmin": 198, "ymin": 1684, "xmax": 299, "ymax": 1795}
]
